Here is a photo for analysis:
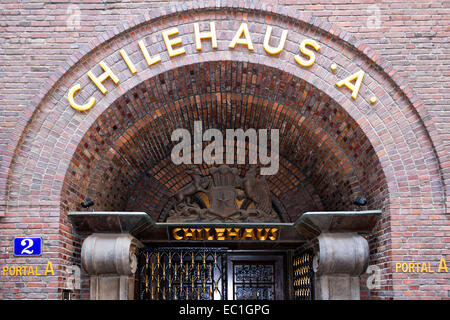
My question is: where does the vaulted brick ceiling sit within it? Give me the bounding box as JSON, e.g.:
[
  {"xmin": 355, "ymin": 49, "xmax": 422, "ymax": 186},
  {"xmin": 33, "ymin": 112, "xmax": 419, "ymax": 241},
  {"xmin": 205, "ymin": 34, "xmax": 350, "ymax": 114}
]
[{"xmin": 62, "ymin": 61, "xmax": 386, "ymax": 222}]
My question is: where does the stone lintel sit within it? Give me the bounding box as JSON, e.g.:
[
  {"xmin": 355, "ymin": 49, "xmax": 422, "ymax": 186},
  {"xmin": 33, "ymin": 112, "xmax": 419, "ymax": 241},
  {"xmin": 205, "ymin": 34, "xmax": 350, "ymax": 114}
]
[{"xmin": 294, "ymin": 210, "xmax": 382, "ymax": 239}]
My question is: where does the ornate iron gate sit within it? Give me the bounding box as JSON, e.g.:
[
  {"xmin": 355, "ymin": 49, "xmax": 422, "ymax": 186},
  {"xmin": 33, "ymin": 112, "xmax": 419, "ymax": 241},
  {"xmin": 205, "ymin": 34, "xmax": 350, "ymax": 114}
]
[
  {"xmin": 232, "ymin": 262, "xmax": 276, "ymax": 299},
  {"xmin": 227, "ymin": 254, "xmax": 284, "ymax": 300},
  {"xmin": 138, "ymin": 247, "xmax": 227, "ymax": 300},
  {"xmin": 292, "ymin": 249, "xmax": 314, "ymax": 300}
]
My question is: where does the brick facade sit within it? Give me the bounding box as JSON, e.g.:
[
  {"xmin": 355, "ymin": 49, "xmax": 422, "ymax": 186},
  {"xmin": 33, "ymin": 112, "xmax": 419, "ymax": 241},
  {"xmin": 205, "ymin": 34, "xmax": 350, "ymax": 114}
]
[{"xmin": 0, "ymin": 0, "xmax": 448, "ymax": 299}]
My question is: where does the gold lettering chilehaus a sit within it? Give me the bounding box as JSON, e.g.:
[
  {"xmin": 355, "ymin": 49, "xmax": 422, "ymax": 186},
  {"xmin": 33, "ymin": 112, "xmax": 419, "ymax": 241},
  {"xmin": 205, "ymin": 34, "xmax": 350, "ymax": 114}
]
[
  {"xmin": 68, "ymin": 21, "xmax": 371, "ymax": 112},
  {"xmin": 171, "ymin": 227, "xmax": 279, "ymax": 241}
]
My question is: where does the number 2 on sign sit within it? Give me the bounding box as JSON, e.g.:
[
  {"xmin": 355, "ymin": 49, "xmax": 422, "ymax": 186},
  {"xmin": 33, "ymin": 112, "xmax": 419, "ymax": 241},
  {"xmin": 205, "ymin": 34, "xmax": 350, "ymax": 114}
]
[{"xmin": 21, "ymin": 238, "xmax": 34, "ymax": 255}]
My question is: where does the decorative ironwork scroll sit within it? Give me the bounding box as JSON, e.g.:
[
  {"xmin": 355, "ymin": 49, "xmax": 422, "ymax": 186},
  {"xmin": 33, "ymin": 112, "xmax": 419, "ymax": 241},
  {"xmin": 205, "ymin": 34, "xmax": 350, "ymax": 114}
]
[
  {"xmin": 138, "ymin": 247, "xmax": 227, "ymax": 300},
  {"xmin": 292, "ymin": 249, "xmax": 314, "ymax": 300},
  {"xmin": 233, "ymin": 263, "xmax": 275, "ymax": 300}
]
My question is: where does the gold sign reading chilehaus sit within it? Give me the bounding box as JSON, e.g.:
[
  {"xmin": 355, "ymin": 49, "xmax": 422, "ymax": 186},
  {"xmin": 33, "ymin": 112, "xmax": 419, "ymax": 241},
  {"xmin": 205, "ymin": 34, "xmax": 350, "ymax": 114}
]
[
  {"xmin": 171, "ymin": 227, "xmax": 279, "ymax": 241},
  {"xmin": 68, "ymin": 22, "xmax": 377, "ymax": 112}
]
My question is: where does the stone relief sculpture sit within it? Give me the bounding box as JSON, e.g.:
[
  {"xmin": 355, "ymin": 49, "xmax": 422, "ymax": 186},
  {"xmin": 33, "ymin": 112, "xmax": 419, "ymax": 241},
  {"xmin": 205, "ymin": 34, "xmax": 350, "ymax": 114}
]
[
  {"xmin": 243, "ymin": 166, "xmax": 274, "ymax": 215},
  {"xmin": 166, "ymin": 165, "xmax": 280, "ymax": 222},
  {"xmin": 173, "ymin": 167, "xmax": 210, "ymax": 202}
]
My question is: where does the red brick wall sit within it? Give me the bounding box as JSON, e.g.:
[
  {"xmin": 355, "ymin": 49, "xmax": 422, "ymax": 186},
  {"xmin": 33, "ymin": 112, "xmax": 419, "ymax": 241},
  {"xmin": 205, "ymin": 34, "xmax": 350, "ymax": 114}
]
[{"xmin": 0, "ymin": 0, "xmax": 448, "ymax": 300}]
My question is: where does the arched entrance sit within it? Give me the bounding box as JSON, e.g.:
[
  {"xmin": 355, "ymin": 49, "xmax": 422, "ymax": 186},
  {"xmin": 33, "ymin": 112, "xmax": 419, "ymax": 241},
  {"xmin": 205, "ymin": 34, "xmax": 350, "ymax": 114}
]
[
  {"xmin": 62, "ymin": 60, "xmax": 384, "ymax": 218},
  {"xmin": 2, "ymin": 1, "xmax": 446, "ymax": 300},
  {"xmin": 63, "ymin": 60, "xmax": 386, "ymax": 300}
]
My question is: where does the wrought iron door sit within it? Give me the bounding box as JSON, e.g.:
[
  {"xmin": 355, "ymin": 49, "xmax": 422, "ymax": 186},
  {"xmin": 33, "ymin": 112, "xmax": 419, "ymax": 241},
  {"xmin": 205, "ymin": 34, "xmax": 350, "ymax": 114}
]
[
  {"xmin": 138, "ymin": 247, "xmax": 227, "ymax": 300},
  {"xmin": 292, "ymin": 249, "xmax": 314, "ymax": 300},
  {"xmin": 227, "ymin": 254, "xmax": 284, "ymax": 300}
]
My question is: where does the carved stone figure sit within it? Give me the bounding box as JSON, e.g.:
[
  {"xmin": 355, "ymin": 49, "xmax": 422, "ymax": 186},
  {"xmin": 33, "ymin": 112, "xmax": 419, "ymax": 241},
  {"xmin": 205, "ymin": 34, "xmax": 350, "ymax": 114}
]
[
  {"xmin": 173, "ymin": 167, "xmax": 211, "ymax": 203},
  {"xmin": 166, "ymin": 165, "xmax": 280, "ymax": 222},
  {"xmin": 243, "ymin": 166, "xmax": 279, "ymax": 220}
]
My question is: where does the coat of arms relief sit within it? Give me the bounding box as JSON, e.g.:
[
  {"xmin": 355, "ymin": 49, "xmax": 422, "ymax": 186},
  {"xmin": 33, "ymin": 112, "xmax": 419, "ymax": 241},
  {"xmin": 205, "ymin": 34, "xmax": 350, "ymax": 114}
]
[{"xmin": 166, "ymin": 165, "xmax": 280, "ymax": 222}]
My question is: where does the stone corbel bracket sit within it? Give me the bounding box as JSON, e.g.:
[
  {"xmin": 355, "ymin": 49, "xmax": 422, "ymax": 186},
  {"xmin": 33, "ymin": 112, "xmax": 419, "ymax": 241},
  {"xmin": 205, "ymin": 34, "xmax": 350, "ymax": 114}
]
[
  {"xmin": 68, "ymin": 212, "xmax": 152, "ymax": 300},
  {"xmin": 313, "ymin": 233, "xmax": 369, "ymax": 277},
  {"xmin": 81, "ymin": 233, "xmax": 143, "ymax": 300},
  {"xmin": 81, "ymin": 233, "xmax": 143, "ymax": 276},
  {"xmin": 294, "ymin": 210, "xmax": 381, "ymax": 300}
]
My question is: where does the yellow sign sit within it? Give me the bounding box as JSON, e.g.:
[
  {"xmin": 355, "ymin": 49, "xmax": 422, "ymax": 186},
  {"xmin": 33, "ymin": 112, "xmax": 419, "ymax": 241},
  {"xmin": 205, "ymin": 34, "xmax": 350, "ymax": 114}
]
[
  {"xmin": 171, "ymin": 227, "xmax": 279, "ymax": 241},
  {"xmin": 67, "ymin": 22, "xmax": 376, "ymax": 112},
  {"xmin": 2, "ymin": 261, "xmax": 55, "ymax": 276},
  {"xmin": 394, "ymin": 258, "xmax": 448, "ymax": 273}
]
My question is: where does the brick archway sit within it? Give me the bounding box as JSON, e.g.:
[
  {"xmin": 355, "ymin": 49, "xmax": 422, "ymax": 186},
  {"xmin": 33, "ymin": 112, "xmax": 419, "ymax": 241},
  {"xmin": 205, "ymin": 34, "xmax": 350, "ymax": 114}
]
[
  {"xmin": 61, "ymin": 61, "xmax": 380, "ymax": 222},
  {"xmin": 1, "ymin": 1, "xmax": 447, "ymax": 299}
]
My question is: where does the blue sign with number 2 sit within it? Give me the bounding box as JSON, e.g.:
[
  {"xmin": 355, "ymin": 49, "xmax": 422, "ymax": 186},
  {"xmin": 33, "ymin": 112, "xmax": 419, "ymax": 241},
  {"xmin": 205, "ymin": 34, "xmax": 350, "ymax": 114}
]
[{"xmin": 13, "ymin": 237, "xmax": 42, "ymax": 256}]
